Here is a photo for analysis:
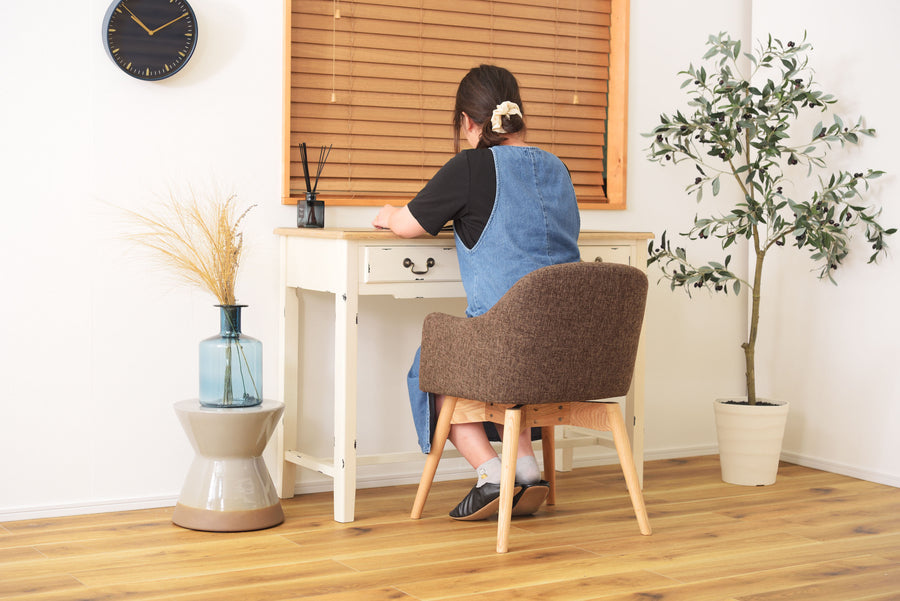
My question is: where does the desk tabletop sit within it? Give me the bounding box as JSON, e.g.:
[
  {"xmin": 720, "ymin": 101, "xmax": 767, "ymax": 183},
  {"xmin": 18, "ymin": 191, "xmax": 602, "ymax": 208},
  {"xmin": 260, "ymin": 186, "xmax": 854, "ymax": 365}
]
[{"xmin": 274, "ymin": 227, "xmax": 654, "ymax": 241}]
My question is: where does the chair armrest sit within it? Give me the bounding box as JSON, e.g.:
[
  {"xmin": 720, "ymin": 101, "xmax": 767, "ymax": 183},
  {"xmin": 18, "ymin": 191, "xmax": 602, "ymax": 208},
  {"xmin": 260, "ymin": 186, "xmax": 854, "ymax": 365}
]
[{"xmin": 419, "ymin": 311, "xmax": 502, "ymax": 401}]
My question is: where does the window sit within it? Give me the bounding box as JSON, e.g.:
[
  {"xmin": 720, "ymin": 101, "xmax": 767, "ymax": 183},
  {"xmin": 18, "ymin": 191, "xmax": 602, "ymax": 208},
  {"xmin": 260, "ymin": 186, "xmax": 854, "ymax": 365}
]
[{"xmin": 282, "ymin": 0, "xmax": 629, "ymax": 208}]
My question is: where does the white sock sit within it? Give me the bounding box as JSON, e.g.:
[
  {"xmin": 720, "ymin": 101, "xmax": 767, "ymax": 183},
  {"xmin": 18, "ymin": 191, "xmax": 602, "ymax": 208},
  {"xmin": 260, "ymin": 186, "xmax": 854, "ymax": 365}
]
[
  {"xmin": 475, "ymin": 457, "xmax": 502, "ymax": 488},
  {"xmin": 516, "ymin": 455, "xmax": 541, "ymax": 485}
]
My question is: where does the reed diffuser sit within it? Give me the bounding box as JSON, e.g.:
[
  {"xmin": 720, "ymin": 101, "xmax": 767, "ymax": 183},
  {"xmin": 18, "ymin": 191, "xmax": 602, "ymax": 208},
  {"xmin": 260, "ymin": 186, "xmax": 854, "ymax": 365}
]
[{"xmin": 298, "ymin": 142, "xmax": 332, "ymax": 228}]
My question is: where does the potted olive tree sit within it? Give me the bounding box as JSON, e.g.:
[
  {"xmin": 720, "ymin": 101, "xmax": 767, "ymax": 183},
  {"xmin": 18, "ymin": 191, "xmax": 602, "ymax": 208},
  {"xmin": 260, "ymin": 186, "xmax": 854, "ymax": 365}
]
[{"xmin": 645, "ymin": 32, "xmax": 894, "ymax": 485}]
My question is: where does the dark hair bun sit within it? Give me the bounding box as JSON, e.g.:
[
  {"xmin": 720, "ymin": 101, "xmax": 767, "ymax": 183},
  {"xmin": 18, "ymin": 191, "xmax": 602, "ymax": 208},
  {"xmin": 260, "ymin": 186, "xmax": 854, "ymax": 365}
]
[{"xmin": 453, "ymin": 65, "xmax": 526, "ymax": 151}]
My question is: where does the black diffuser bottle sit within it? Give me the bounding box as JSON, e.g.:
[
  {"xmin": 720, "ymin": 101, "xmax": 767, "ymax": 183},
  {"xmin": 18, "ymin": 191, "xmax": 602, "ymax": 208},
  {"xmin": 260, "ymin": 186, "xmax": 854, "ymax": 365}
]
[{"xmin": 297, "ymin": 142, "xmax": 331, "ymax": 228}]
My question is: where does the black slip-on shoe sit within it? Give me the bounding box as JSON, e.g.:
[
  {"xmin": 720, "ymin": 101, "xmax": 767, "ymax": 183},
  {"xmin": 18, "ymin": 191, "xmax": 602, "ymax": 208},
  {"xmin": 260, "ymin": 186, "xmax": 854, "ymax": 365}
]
[
  {"xmin": 511, "ymin": 480, "xmax": 550, "ymax": 516},
  {"xmin": 449, "ymin": 483, "xmax": 503, "ymax": 521}
]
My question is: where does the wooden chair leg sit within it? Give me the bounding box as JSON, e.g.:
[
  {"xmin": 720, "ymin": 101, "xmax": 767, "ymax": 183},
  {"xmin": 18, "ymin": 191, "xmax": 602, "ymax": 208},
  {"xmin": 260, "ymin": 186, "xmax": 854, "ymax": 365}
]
[
  {"xmin": 540, "ymin": 426, "xmax": 556, "ymax": 506},
  {"xmin": 605, "ymin": 404, "xmax": 652, "ymax": 536},
  {"xmin": 496, "ymin": 407, "xmax": 522, "ymax": 553},
  {"xmin": 411, "ymin": 396, "xmax": 458, "ymax": 519}
]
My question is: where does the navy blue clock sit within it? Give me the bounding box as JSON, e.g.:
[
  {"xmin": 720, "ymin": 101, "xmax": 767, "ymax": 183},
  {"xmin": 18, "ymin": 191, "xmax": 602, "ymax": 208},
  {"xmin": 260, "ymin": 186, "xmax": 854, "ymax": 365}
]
[{"xmin": 103, "ymin": 0, "xmax": 198, "ymax": 81}]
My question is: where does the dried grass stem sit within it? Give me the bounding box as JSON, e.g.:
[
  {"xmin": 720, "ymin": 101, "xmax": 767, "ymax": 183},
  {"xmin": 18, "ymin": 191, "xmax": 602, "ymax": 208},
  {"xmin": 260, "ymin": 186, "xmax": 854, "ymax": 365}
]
[{"xmin": 124, "ymin": 192, "xmax": 254, "ymax": 305}]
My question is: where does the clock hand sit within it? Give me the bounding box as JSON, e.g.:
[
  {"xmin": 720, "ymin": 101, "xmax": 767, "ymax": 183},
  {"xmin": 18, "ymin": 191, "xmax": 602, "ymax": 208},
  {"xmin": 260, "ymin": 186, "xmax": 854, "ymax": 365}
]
[
  {"xmin": 150, "ymin": 12, "xmax": 189, "ymax": 35},
  {"xmin": 121, "ymin": 4, "xmax": 154, "ymax": 35}
]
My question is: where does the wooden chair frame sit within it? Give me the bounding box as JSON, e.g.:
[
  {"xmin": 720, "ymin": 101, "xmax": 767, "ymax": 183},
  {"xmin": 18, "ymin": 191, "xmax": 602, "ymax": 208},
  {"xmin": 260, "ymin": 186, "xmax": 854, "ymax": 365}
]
[{"xmin": 411, "ymin": 396, "xmax": 652, "ymax": 553}]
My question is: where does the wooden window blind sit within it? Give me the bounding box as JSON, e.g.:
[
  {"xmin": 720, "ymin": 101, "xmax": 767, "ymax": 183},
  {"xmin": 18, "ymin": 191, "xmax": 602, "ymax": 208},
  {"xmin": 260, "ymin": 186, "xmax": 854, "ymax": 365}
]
[{"xmin": 282, "ymin": 0, "xmax": 629, "ymax": 208}]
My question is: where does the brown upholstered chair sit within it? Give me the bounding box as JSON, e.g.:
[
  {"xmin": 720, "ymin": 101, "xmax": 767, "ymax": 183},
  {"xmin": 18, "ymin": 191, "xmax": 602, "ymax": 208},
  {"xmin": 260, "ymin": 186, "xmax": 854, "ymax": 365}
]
[{"xmin": 410, "ymin": 261, "xmax": 652, "ymax": 553}]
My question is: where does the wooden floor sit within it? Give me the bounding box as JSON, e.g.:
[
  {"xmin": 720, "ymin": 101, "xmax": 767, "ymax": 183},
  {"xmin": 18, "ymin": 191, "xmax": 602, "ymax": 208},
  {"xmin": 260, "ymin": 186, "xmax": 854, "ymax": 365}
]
[{"xmin": 2, "ymin": 456, "xmax": 899, "ymax": 600}]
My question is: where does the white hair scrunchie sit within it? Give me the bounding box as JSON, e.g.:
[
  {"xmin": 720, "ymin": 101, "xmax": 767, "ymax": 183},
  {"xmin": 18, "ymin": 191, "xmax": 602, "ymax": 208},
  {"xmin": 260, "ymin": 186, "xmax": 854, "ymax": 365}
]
[{"xmin": 491, "ymin": 101, "xmax": 522, "ymax": 134}]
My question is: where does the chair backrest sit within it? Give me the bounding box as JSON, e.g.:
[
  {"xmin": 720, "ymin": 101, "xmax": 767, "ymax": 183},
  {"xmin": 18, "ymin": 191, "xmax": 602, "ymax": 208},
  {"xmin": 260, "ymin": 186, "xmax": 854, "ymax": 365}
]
[{"xmin": 420, "ymin": 261, "xmax": 648, "ymax": 405}]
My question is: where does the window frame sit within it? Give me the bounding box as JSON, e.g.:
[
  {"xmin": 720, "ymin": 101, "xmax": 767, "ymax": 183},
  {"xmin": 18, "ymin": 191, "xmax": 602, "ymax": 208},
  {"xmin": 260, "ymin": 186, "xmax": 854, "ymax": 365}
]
[{"xmin": 281, "ymin": 0, "xmax": 629, "ymax": 210}]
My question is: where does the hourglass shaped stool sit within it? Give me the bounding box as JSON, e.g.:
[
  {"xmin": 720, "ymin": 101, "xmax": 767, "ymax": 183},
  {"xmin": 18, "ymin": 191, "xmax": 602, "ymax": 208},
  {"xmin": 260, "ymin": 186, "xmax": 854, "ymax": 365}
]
[{"xmin": 172, "ymin": 400, "xmax": 285, "ymax": 531}]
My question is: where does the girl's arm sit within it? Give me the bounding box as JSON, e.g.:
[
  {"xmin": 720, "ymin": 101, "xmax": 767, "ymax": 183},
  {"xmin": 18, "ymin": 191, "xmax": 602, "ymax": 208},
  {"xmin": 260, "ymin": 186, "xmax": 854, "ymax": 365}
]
[{"xmin": 372, "ymin": 204, "xmax": 427, "ymax": 238}]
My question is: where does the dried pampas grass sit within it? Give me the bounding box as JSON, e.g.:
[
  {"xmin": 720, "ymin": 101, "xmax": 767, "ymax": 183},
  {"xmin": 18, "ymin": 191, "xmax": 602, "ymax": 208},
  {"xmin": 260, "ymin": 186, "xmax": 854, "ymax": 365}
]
[{"xmin": 124, "ymin": 191, "xmax": 255, "ymax": 305}]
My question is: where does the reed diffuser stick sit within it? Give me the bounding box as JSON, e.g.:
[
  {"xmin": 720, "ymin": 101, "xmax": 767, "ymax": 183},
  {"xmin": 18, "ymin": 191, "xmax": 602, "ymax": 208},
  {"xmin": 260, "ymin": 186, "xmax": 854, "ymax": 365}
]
[
  {"xmin": 313, "ymin": 144, "xmax": 332, "ymax": 193},
  {"xmin": 299, "ymin": 142, "xmax": 312, "ymax": 193}
]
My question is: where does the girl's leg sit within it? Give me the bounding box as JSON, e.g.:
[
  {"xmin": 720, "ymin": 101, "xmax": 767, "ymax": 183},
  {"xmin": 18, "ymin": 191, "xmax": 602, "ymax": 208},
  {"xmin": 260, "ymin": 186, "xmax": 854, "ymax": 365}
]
[
  {"xmin": 437, "ymin": 394, "xmax": 539, "ymax": 482},
  {"xmin": 495, "ymin": 423, "xmax": 538, "ymax": 457},
  {"xmin": 436, "ymin": 394, "xmax": 505, "ymax": 519},
  {"xmin": 435, "ymin": 394, "xmax": 498, "ymax": 467},
  {"xmin": 436, "ymin": 395, "xmax": 546, "ymax": 519},
  {"xmin": 496, "ymin": 422, "xmax": 542, "ymax": 485}
]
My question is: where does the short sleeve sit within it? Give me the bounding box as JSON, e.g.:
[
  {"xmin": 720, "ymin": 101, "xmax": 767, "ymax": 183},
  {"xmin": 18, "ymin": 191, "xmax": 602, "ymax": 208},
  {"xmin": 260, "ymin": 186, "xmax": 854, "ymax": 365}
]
[
  {"xmin": 407, "ymin": 152, "xmax": 470, "ymax": 236},
  {"xmin": 407, "ymin": 149, "xmax": 496, "ymax": 248}
]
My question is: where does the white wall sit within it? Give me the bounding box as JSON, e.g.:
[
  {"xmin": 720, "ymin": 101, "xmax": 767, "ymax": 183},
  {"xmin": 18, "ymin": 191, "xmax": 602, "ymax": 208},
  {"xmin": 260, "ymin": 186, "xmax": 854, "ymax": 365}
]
[
  {"xmin": 1, "ymin": 0, "xmax": 289, "ymax": 517},
  {"xmin": 751, "ymin": 1, "xmax": 900, "ymax": 484},
  {"xmin": 575, "ymin": 2, "xmax": 751, "ymax": 466},
  {"xmin": 2, "ymin": 0, "xmax": 893, "ymax": 521}
]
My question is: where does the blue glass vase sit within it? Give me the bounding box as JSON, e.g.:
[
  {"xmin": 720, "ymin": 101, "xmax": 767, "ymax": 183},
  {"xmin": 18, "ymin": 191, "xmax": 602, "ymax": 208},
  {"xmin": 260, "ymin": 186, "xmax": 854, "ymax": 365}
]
[{"xmin": 199, "ymin": 305, "xmax": 262, "ymax": 407}]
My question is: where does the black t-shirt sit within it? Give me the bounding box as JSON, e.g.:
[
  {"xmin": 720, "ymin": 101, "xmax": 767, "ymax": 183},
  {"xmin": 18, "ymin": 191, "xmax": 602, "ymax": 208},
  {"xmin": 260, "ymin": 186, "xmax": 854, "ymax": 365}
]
[{"xmin": 407, "ymin": 148, "xmax": 497, "ymax": 249}]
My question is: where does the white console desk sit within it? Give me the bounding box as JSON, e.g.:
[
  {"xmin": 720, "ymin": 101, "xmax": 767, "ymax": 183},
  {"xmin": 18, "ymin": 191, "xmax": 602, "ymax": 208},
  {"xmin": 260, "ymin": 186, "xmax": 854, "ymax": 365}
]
[{"xmin": 274, "ymin": 227, "xmax": 652, "ymax": 522}]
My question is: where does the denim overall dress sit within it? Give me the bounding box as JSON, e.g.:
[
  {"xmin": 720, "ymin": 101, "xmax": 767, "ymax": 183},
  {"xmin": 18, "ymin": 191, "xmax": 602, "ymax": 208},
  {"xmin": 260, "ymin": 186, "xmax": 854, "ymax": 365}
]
[{"xmin": 407, "ymin": 145, "xmax": 581, "ymax": 453}]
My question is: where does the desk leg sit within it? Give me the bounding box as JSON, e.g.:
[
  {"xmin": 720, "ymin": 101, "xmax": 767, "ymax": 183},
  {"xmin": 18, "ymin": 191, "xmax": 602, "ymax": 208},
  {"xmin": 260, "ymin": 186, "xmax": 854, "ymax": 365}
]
[
  {"xmin": 276, "ymin": 247, "xmax": 300, "ymax": 499},
  {"xmin": 625, "ymin": 384, "xmax": 644, "ymax": 489},
  {"xmin": 626, "ymin": 306, "xmax": 647, "ymax": 489},
  {"xmin": 630, "ymin": 240, "xmax": 649, "ymax": 489},
  {"xmin": 333, "ymin": 281, "xmax": 359, "ymax": 523}
]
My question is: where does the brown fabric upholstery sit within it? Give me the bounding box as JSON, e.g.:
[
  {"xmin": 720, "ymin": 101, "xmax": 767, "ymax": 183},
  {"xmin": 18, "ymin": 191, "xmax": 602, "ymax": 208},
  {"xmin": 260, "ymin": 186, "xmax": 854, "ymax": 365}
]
[{"xmin": 419, "ymin": 262, "xmax": 648, "ymax": 405}]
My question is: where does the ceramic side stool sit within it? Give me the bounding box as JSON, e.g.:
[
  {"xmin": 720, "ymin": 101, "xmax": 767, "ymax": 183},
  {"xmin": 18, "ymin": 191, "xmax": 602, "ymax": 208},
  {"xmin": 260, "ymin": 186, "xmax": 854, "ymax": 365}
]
[{"xmin": 172, "ymin": 399, "xmax": 285, "ymax": 531}]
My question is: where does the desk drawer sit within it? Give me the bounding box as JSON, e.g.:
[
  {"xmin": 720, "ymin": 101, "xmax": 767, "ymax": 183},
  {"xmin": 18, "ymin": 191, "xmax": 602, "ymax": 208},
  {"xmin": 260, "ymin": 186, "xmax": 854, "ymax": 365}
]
[
  {"xmin": 579, "ymin": 244, "xmax": 633, "ymax": 266},
  {"xmin": 363, "ymin": 246, "xmax": 461, "ymax": 284}
]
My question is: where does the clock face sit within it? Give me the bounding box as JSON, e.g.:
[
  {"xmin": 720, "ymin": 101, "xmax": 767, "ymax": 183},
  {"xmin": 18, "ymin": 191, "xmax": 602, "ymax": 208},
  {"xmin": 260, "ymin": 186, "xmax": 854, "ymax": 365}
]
[{"xmin": 103, "ymin": 0, "xmax": 198, "ymax": 81}]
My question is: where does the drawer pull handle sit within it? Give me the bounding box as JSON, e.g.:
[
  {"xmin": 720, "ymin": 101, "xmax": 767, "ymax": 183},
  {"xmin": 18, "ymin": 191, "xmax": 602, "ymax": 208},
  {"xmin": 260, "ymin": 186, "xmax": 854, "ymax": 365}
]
[
  {"xmin": 403, "ymin": 257, "xmax": 435, "ymax": 274},
  {"xmin": 593, "ymin": 256, "xmax": 604, "ymax": 263}
]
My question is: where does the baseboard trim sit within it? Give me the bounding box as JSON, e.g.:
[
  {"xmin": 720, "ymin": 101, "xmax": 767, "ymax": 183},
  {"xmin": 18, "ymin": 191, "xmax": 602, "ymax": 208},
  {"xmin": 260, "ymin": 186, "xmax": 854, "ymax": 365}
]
[
  {"xmin": 292, "ymin": 444, "xmax": 721, "ymax": 495},
  {"xmin": 0, "ymin": 495, "xmax": 179, "ymax": 523},
  {"xmin": 6, "ymin": 445, "xmax": 892, "ymax": 522},
  {"xmin": 643, "ymin": 445, "xmax": 719, "ymax": 462},
  {"xmin": 780, "ymin": 451, "xmax": 900, "ymax": 488}
]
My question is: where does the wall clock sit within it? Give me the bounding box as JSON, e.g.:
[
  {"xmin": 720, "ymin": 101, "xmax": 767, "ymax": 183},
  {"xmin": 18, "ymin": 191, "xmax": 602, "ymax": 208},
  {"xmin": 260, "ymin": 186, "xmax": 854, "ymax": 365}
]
[{"xmin": 103, "ymin": 0, "xmax": 198, "ymax": 81}]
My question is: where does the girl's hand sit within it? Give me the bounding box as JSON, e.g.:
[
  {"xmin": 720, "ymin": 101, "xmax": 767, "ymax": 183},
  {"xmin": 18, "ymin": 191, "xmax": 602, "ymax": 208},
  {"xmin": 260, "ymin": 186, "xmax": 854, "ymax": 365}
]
[{"xmin": 372, "ymin": 204, "xmax": 399, "ymax": 229}]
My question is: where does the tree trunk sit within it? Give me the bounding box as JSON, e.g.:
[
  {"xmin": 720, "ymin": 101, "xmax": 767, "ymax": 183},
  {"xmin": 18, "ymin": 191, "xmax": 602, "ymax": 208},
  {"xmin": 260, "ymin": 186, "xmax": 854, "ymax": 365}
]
[{"xmin": 742, "ymin": 245, "xmax": 765, "ymax": 405}]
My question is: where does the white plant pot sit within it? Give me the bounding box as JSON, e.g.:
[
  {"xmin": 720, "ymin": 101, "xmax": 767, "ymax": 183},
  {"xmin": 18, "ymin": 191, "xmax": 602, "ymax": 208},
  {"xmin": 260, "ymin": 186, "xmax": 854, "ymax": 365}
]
[{"xmin": 714, "ymin": 398, "xmax": 790, "ymax": 486}]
